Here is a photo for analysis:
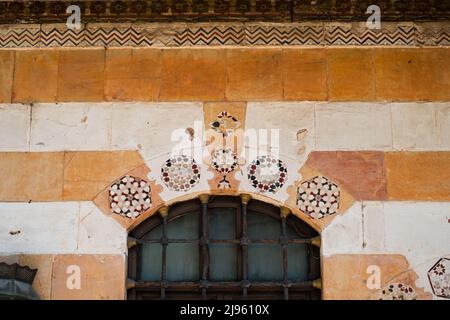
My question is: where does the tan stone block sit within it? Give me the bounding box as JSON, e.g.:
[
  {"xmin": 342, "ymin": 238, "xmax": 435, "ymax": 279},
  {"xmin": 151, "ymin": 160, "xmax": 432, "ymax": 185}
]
[
  {"xmin": 105, "ymin": 48, "xmax": 161, "ymax": 101},
  {"xmin": 0, "ymin": 50, "xmax": 14, "ymax": 103},
  {"xmin": 385, "ymin": 152, "xmax": 450, "ymax": 201},
  {"xmin": 226, "ymin": 48, "xmax": 283, "ymax": 101},
  {"xmin": 51, "ymin": 254, "xmax": 126, "ymax": 300},
  {"xmin": 419, "ymin": 48, "xmax": 450, "ymax": 101},
  {"xmin": 282, "ymin": 48, "xmax": 327, "ymax": 101},
  {"xmin": 323, "ymin": 254, "xmax": 409, "ymax": 300},
  {"xmin": 159, "ymin": 49, "xmax": 226, "ymax": 101},
  {"xmin": 0, "ymin": 152, "xmax": 64, "ymax": 201},
  {"xmin": 57, "ymin": 48, "xmax": 105, "ymax": 102},
  {"xmin": 19, "ymin": 255, "xmax": 54, "ymax": 300},
  {"xmin": 0, "ymin": 255, "xmax": 20, "ymax": 264},
  {"xmin": 327, "ymin": 48, "xmax": 376, "ymax": 101},
  {"xmin": 63, "ymin": 151, "xmax": 145, "ymax": 201},
  {"xmin": 305, "ymin": 151, "xmax": 387, "ymax": 200},
  {"xmin": 375, "ymin": 48, "xmax": 450, "ymax": 101},
  {"xmin": 12, "ymin": 49, "xmax": 58, "ymax": 103}
]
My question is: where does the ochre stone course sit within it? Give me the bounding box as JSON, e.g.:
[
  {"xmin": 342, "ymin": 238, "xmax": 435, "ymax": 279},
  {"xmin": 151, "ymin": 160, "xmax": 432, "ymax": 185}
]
[
  {"xmin": 57, "ymin": 48, "xmax": 105, "ymax": 102},
  {"xmin": 282, "ymin": 48, "xmax": 327, "ymax": 101},
  {"xmin": 327, "ymin": 48, "xmax": 376, "ymax": 101},
  {"xmin": 0, "ymin": 50, "xmax": 14, "ymax": 103},
  {"xmin": 226, "ymin": 48, "xmax": 283, "ymax": 101},
  {"xmin": 0, "ymin": 47, "xmax": 448, "ymax": 102},
  {"xmin": 385, "ymin": 152, "xmax": 450, "ymax": 201},
  {"xmin": 13, "ymin": 49, "xmax": 58, "ymax": 103},
  {"xmin": 105, "ymin": 48, "xmax": 161, "ymax": 101},
  {"xmin": 0, "ymin": 152, "xmax": 64, "ymax": 201},
  {"xmin": 63, "ymin": 151, "xmax": 145, "ymax": 201}
]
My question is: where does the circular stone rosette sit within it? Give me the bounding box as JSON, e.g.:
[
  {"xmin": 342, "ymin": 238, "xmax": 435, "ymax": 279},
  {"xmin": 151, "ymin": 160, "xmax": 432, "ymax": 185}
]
[
  {"xmin": 247, "ymin": 156, "xmax": 288, "ymax": 193},
  {"xmin": 109, "ymin": 175, "xmax": 151, "ymax": 219},
  {"xmin": 161, "ymin": 155, "xmax": 201, "ymax": 192}
]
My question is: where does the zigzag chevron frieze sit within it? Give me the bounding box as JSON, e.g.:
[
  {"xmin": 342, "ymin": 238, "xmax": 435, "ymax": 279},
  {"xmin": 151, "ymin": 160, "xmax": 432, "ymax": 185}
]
[{"xmin": 0, "ymin": 23, "xmax": 448, "ymax": 48}]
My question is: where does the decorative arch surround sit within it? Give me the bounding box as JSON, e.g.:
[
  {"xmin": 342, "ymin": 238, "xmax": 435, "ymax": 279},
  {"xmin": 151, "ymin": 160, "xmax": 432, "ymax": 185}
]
[
  {"xmin": 126, "ymin": 195, "xmax": 322, "ymax": 300},
  {"xmin": 91, "ymin": 102, "xmax": 358, "ymax": 232}
]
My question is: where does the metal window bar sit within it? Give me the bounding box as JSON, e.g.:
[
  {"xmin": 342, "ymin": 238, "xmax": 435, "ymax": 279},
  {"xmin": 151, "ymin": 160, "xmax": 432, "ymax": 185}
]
[
  {"xmin": 135, "ymin": 238, "xmax": 313, "ymax": 244},
  {"xmin": 200, "ymin": 195, "xmax": 209, "ymax": 299},
  {"xmin": 240, "ymin": 195, "xmax": 250, "ymax": 299},
  {"xmin": 281, "ymin": 215, "xmax": 289, "ymax": 300},
  {"xmin": 160, "ymin": 208, "xmax": 168, "ymax": 299}
]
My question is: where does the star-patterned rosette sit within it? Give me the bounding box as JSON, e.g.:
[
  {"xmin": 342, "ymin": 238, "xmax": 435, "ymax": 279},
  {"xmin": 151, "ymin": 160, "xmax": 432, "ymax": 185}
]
[
  {"xmin": 161, "ymin": 155, "xmax": 201, "ymax": 192},
  {"xmin": 297, "ymin": 176, "xmax": 340, "ymax": 219},
  {"xmin": 211, "ymin": 148, "xmax": 239, "ymax": 189},
  {"xmin": 247, "ymin": 155, "xmax": 287, "ymax": 193},
  {"xmin": 377, "ymin": 283, "xmax": 417, "ymax": 300},
  {"xmin": 209, "ymin": 111, "xmax": 240, "ymax": 137},
  {"xmin": 109, "ymin": 175, "xmax": 151, "ymax": 219},
  {"xmin": 428, "ymin": 258, "xmax": 450, "ymax": 299}
]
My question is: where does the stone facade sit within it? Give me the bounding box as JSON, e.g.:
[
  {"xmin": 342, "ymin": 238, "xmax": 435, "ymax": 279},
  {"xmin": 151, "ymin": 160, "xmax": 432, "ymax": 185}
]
[{"xmin": 0, "ymin": 7, "xmax": 449, "ymax": 300}]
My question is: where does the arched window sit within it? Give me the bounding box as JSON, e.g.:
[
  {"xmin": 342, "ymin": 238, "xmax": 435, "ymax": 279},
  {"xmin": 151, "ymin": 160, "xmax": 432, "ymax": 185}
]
[{"xmin": 127, "ymin": 195, "xmax": 321, "ymax": 300}]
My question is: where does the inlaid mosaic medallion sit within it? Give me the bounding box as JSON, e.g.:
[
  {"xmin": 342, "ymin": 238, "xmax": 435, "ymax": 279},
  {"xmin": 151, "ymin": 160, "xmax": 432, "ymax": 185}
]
[
  {"xmin": 428, "ymin": 258, "xmax": 450, "ymax": 299},
  {"xmin": 247, "ymin": 155, "xmax": 287, "ymax": 193},
  {"xmin": 109, "ymin": 175, "xmax": 151, "ymax": 219},
  {"xmin": 377, "ymin": 283, "xmax": 417, "ymax": 300},
  {"xmin": 209, "ymin": 111, "xmax": 240, "ymax": 137},
  {"xmin": 297, "ymin": 176, "xmax": 340, "ymax": 219},
  {"xmin": 211, "ymin": 148, "xmax": 239, "ymax": 189},
  {"xmin": 161, "ymin": 155, "xmax": 201, "ymax": 192}
]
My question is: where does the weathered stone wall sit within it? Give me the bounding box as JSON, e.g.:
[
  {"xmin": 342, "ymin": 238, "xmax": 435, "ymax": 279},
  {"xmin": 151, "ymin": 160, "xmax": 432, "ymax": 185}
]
[
  {"xmin": 0, "ymin": 45, "xmax": 449, "ymax": 300},
  {"xmin": 1, "ymin": 47, "xmax": 449, "ymax": 102}
]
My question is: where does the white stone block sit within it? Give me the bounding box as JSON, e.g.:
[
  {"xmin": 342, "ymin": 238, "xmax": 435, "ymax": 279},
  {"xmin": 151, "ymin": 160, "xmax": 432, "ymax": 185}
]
[
  {"xmin": 383, "ymin": 202, "xmax": 450, "ymax": 268},
  {"xmin": 315, "ymin": 103, "xmax": 392, "ymax": 151},
  {"xmin": 0, "ymin": 202, "xmax": 79, "ymax": 254},
  {"xmin": 30, "ymin": 103, "xmax": 112, "ymax": 151},
  {"xmin": 77, "ymin": 202, "xmax": 127, "ymax": 254},
  {"xmin": 111, "ymin": 102, "xmax": 203, "ymax": 161},
  {"xmin": 362, "ymin": 201, "xmax": 385, "ymax": 252},
  {"xmin": 391, "ymin": 103, "xmax": 438, "ymax": 151},
  {"xmin": 436, "ymin": 103, "xmax": 450, "ymax": 149},
  {"xmin": 322, "ymin": 202, "xmax": 364, "ymax": 256},
  {"xmin": 245, "ymin": 102, "xmax": 315, "ymax": 162},
  {"xmin": 0, "ymin": 104, "xmax": 30, "ymax": 151}
]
